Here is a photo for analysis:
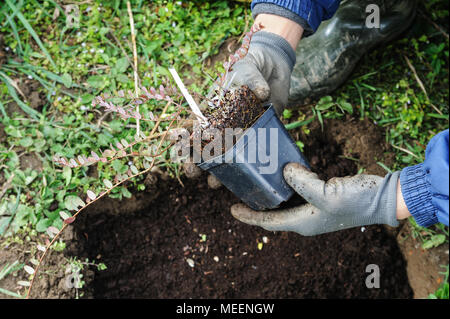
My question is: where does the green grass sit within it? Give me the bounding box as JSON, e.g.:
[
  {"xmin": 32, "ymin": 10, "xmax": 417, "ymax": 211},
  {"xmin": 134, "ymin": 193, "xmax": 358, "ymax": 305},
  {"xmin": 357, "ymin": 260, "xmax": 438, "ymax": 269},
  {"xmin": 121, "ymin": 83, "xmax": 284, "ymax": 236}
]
[
  {"xmin": 344, "ymin": 2, "xmax": 449, "ymax": 245},
  {"xmin": 0, "ymin": 0, "xmax": 247, "ymax": 236}
]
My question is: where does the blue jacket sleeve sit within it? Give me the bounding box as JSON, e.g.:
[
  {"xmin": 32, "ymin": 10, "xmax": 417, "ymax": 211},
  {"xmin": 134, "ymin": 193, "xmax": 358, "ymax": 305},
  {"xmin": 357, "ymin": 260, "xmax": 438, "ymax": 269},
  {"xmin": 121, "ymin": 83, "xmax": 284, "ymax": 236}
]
[
  {"xmin": 251, "ymin": 0, "xmax": 341, "ymax": 36},
  {"xmin": 400, "ymin": 129, "xmax": 449, "ymax": 227}
]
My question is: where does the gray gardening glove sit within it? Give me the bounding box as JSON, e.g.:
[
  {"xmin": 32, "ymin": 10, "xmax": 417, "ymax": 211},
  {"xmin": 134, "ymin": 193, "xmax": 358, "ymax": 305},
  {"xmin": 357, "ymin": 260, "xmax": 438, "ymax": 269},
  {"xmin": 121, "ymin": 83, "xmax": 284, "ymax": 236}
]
[
  {"xmin": 225, "ymin": 31, "xmax": 296, "ymax": 115},
  {"xmin": 231, "ymin": 163, "xmax": 400, "ymax": 236}
]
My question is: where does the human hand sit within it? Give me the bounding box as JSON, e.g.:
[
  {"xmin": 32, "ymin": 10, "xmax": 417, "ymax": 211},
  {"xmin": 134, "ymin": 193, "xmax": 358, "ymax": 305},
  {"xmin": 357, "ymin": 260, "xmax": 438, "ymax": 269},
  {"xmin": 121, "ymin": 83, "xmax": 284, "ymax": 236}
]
[
  {"xmin": 221, "ymin": 14, "xmax": 303, "ymax": 114},
  {"xmin": 231, "ymin": 163, "xmax": 402, "ymax": 236}
]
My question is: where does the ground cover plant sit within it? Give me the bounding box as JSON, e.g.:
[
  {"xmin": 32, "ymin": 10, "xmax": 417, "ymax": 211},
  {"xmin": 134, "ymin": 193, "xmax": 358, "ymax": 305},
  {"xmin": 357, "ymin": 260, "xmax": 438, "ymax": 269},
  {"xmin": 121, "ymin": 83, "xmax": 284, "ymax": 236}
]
[
  {"xmin": 0, "ymin": 0, "xmax": 448, "ymax": 299},
  {"xmin": 0, "ymin": 0, "xmax": 249, "ymax": 298}
]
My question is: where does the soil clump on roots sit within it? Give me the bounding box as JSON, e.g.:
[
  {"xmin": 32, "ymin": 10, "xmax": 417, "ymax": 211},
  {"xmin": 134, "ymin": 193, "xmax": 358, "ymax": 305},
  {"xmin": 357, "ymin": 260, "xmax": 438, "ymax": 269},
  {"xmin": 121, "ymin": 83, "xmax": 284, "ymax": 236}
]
[{"xmin": 197, "ymin": 85, "xmax": 265, "ymax": 154}]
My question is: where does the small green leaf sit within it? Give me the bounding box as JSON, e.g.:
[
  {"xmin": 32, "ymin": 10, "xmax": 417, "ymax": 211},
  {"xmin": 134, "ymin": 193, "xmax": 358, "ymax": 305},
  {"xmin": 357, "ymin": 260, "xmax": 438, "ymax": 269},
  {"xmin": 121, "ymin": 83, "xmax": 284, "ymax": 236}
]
[
  {"xmin": 0, "ymin": 287, "xmax": 23, "ymax": 298},
  {"xmin": 97, "ymin": 263, "xmax": 107, "ymax": 271},
  {"xmin": 122, "ymin": 187, "xmax": 132, "ymax": 198},
  {"xmin": 339, "ymin": 101, "xmax": 353, "ymax": 114},
  {"xmin": 81, "ymin": 94, "xmax": 94, "ymax": 104},
  {"xmin": 295, "ymin": 141, "xmax": 305, "ymax": 152},
  {"xmin": 17, "ymin": 281, "xmax": 30, "ymax": 287},
  {"xmin": 130, "ymin": 165, "xmax": 138, "ymax": 175},
  {"xmin": 36, "ymin": 218, "xmax": 52, "ymax": 232},
  {"xmin": 317, "ymin": 111, "xmax": 323, "ymax": 130},
  {"xmin": 115, "ymin": 57, "xmax": 129, "ymax": 73},
  {"xmin": 87, "ymin": 75, "xmax": 105, "ymax": 89},
  {"xmin": 61, "ymin": 73, "xmax": 72, "ymax": 88},
  {"xmin": 116, "ymin": 73, "xmax": 129, "ymax": 83},
  {"xmin": 112, "ymin": 160, "xmax": 125, "ymax": 173},
  {"xmin": 103, "ymin": 179, "xmax": 113, "ymax": 189},
  {"xmin": 63, "ymin": 166, "xmax": 72, "ymax": 187},
  {"xmin": 64, "ymin": 195, "xmax": 85, "ymax": 211},
  {"xmin": 19, "ymin": 137, "xmax": 33, "ymax": 147},
  {"xmin": 282, "ymin": 109, "xmax": 293, "ymax": 119},
  {"xmin": 59, "ymin": 211, "xmax": 71, "ymax": 220},
  {"xmin": 120, "ymin": 139, "xmax": 129, "ymax": 148},
  {"xmin": 24, "ymin": 171, "xmax": 38, "ymax": 185},
  {"xmin": 5, "ymin": 126, "xmax": 22, "ymax": 138},
  {"xmin": 320, "ymin": 95, "xmax": 333, "ymax": 103},
  {"xmin": 422, "ymin": 234, "xmax": 446, "ymax": 249},
  {"xmin": 86, "ymin": 190, "xmax": 96, "ymax": 200},
  {"xmin": 24, "ymin": 265, "xmax": 35, "ymax": 275}
]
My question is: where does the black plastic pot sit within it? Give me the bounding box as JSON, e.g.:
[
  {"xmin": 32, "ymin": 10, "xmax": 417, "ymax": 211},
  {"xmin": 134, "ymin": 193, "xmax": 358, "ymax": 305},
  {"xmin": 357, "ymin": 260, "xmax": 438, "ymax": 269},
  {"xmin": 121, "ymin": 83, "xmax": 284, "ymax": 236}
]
[{"xmin": 198, "ymin": 105, "xmax": 309, "ymax": 210}]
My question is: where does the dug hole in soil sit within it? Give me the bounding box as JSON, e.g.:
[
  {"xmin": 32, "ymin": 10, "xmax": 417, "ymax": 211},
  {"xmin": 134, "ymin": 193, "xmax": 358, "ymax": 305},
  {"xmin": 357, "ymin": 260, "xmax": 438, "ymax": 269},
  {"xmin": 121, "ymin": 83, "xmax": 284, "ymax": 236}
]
[{"xmin": 61, "ymin": 116, "xmax": 413, "ymax": 299}]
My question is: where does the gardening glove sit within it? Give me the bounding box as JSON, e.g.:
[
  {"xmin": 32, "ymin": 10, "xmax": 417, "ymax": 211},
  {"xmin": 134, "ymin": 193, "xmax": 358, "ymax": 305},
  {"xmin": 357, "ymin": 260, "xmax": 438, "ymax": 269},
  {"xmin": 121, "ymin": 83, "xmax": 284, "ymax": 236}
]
[
  {"xmin": 223, "ymin": 31, "xmax": 296, "ymax": 115},
  {"xmin": 231, "ymin": 163, "xmax": 400, "ymax": 236}
]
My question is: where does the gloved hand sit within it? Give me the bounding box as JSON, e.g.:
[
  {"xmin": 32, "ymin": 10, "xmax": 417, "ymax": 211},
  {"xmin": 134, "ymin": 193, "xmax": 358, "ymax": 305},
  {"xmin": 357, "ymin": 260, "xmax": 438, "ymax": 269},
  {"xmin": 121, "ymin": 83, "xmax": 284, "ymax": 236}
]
[
  {"xmin": 223, "ymin": 31, "xmax": 297, "ymax": 115},
  {"xmin": 231, "ymin": 163, "xmax": 400, "ymax": 236}
]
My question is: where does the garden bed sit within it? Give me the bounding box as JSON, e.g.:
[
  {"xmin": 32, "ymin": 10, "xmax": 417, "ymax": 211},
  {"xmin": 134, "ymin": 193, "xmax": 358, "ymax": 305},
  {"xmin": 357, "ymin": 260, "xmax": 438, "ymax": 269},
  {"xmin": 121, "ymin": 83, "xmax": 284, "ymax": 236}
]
[{"xmin": 62, "ymin": 118, "xmax": 413, "ymax": 298}]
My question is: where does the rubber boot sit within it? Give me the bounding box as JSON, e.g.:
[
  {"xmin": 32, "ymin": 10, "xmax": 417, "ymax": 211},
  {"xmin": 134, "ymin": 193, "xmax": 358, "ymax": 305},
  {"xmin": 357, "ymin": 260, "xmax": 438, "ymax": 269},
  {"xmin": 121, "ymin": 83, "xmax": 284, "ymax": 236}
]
[{"xmin": 289, "ymin": 0, "xmax": 417, "ymax": 104}]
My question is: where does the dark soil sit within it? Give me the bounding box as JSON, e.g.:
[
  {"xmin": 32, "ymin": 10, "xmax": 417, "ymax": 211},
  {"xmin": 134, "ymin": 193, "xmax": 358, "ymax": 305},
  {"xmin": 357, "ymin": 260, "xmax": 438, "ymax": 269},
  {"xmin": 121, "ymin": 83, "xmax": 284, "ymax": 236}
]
[
  {"xmin": 67, "ymin": 118, "xmax": 413, "ymax": 299},
  {"xmin": 299, "ymin": 115, "xmax": 394, "ymax": 178},
  {"xmin": 18, "ymin": 78, "xmax": 47, "ymax": 112},
  {"xmin": 0, "ymin": 228, "xmax": 94, "ymax": 299}
]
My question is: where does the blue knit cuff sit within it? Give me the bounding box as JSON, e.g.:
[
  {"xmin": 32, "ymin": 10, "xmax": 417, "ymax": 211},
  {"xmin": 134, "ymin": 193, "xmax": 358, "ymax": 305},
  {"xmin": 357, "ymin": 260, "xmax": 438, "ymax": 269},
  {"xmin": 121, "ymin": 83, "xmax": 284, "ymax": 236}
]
[
  {"xmin": 400, "ymin": 163, "xmax": 438, "ymax": 227},
  {"xmin": 251, "ymin": 0, "xmax": 340, "ymax": 34}
]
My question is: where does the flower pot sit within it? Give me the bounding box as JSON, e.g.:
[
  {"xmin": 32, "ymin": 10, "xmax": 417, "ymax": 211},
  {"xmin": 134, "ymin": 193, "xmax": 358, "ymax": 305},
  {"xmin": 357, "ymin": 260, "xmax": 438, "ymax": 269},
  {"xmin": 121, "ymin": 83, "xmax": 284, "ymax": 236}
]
[{"xmin": 198, "ymin": 105, "xmax": 309, "ymax": 210}]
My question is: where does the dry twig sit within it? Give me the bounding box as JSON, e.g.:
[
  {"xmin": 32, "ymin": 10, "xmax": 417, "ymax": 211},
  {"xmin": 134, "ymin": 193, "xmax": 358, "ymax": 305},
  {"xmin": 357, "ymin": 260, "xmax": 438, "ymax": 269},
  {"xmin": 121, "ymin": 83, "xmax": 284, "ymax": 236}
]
[
  {"xmin": 127, "ymin": 1, "xmax": 140, "ymax": 137},
  {"xmin": 0, "ymin": 173, "xmax": 15, "ymax": 201},
  {"xmin": 403, "ymin": 55, "xmax": 443, "ymax": 115}
]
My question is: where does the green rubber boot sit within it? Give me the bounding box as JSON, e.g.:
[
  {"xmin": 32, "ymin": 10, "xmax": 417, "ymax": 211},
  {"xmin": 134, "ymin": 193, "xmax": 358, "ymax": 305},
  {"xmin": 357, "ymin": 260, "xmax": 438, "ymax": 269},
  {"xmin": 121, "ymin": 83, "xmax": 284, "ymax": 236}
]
[{"xmin": 289, "ymin": 0, "xmax": 417, "ymax": 104}]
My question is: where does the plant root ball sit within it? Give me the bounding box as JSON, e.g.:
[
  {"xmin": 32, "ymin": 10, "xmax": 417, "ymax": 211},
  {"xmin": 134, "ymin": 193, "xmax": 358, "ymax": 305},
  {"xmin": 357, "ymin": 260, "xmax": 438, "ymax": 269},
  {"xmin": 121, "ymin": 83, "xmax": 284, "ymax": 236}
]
[{"xmin": 207, "ymin": 174, "xmax": 222, "ymax": 189}]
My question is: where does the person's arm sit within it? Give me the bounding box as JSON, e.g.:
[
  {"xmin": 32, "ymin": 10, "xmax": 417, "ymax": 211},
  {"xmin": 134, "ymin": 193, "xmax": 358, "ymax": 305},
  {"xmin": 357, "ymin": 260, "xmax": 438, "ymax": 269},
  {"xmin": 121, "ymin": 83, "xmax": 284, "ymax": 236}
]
[
  {"xmin": 251, "ymin": 0, "xmax": 341, "ymax": 37},
  {"xmin": 231, "ymin": 130, "xmax": 449, "ymax": 236},
  {"xmin": 400, "ymin": 129, "xmax": 449, "ymax": 227},
  {"xmin": 253, "ymin": 14, "xmax": 303, "ymax": 50},
  {"xmin": 223, "ymin": 15, "xmax": 301, "ymax": 114},
  {"xmin": 396, "ymin": 179, "xmax": 411, "ymax": 220},
  {"xmin": 222, "ymin": 1, "xmax": 341, "ymax": 114}
]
